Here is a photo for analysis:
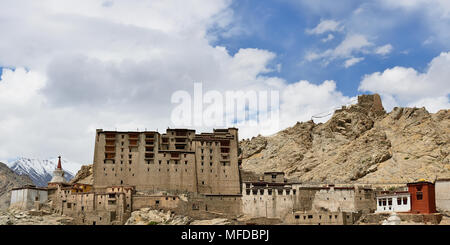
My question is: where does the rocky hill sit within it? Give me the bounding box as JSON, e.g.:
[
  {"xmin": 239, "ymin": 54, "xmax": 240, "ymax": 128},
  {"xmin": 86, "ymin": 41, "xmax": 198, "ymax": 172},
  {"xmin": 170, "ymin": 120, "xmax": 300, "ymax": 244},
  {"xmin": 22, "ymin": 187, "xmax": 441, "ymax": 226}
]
[
  {"xmin": 0, "ymin": 162, "xmax": 34, "ymax": 210},
  {"xmin": 69, "ymin": 164, "xmax": 93, "ymax": 185},
  {"xmin": 240, "ymin": 94, "xmax": 450, "ymax": 184}
]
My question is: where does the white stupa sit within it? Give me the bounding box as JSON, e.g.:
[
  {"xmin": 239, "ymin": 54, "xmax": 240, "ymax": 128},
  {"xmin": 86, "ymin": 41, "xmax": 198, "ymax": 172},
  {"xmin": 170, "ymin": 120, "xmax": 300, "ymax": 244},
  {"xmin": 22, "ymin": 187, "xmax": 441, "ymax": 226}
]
[{"xmin": 49, "ymin": 156, "xmax": 66, "ymax": 184}]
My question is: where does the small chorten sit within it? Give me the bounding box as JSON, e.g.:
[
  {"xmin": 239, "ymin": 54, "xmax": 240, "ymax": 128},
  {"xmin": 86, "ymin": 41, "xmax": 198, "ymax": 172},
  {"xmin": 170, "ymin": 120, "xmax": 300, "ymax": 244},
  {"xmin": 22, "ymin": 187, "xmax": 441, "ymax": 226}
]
[{"xmin": 49, "ymin": 156, "xmax": 66, "ymax": 184}]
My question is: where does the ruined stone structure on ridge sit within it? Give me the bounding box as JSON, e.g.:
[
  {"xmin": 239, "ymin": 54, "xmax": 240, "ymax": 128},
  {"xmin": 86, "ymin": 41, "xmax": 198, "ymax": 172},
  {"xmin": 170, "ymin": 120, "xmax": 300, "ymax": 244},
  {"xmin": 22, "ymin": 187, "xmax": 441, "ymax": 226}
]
[{"xmin": 92, "ymin": 128, "xmax": 241, "ymax": 195}]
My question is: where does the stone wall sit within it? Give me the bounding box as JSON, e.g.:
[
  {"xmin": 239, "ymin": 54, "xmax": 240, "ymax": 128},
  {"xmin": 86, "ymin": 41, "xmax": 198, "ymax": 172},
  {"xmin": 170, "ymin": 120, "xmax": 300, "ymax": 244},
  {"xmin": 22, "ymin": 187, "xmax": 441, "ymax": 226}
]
[
  {"xmin": 286, "ymin": 211, "xmax": 360, "ymax": 225},
  {"xmin": 242, "ymin": 187, "xmax": 295, "ymax": 219}
]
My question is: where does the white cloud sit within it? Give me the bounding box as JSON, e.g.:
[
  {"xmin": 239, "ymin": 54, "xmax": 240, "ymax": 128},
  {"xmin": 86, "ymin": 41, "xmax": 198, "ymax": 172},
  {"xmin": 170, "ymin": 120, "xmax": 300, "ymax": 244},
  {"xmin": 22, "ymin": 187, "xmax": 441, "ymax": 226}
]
[
  {"xmin": 359, "ymin": 52, "xmax": 450, "ymax": 112},
  {"xmin": 280, "ymin": 80, "xmax": 353, "ymax": 126},
  {"xmin": 306, "ymin": 33, "xmax": 372, "ymax": 66},
  {"xmin": 321, "ymin": 34, "xmax": 335, "ymax": 42},
  {"xmin": 333, "ymin": 34, "xmax": 372, "ymax": 57},
  {"xmin": 0, "ymin": 0, "xmax": 359, "ymax": 164},
  {"xmin": 375, "ymin": 44, "xmax": 393, "ymax": 55},
  {"xmin": 344, "ymin": 57, "xmax": 364, "ymax": 68},
  {"xmin": 306, "ymin": 19, "xmax": 343, "ymax": 35}
]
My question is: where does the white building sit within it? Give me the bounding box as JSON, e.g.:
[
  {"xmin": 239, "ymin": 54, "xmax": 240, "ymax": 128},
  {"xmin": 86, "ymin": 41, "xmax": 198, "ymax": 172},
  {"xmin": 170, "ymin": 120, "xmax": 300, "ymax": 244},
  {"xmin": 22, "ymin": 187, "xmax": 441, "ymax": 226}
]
[
  {"xmin": 10, "ymin": 185, "xmax": 48, "ymax": 210},
  {"xmin": 376, "ymin": 191, "xmax": 411, "ymax": 213},
  {"xmin": 435, "ymin": 178, "xmax": 450, "ymax": 213}
]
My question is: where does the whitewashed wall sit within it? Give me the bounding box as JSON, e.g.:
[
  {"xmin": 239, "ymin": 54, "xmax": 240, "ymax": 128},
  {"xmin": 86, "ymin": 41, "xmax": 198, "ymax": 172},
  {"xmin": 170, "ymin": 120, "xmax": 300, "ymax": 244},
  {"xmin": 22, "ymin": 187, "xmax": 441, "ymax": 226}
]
[
  {"xmin": 375, "ymin": 194, "xmax": 410, "ymax": 213},
  {"xmin": 436, "ymin": 180, "xmax": 450, "ymax": 213}
]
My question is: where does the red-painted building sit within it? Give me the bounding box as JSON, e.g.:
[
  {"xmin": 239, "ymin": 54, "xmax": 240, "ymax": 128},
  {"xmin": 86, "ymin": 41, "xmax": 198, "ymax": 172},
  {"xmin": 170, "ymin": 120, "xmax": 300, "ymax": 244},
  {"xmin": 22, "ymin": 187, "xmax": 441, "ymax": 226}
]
[{"xmin": 407, "ymin": 181, "xmax": 436, "ymax": 214}]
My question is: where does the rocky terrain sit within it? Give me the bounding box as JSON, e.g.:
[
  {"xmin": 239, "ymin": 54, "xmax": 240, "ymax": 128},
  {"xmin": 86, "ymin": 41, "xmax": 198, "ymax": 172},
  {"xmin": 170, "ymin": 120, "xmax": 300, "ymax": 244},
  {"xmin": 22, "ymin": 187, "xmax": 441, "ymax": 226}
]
[
  {"xmin": 69, "ymin": 164, "xmax": 93, "ymax": 185},
  {"xmin": 125, "ymin": 208, "xmax": 281, "ymax": 225},
  {"xmin": 0, "ymin": 209, "xmax": 74, "ymax": 225},
  {"xmin": 124, "ymin": 208, "xmax": 234, "ymax": 225},
  {"xmin": 240, "ymin": 94, "xmax": 450, "ymax": 184},
  {"xmin": 0, "ymin": 162, "xmax": 34, "ymax": 210}
]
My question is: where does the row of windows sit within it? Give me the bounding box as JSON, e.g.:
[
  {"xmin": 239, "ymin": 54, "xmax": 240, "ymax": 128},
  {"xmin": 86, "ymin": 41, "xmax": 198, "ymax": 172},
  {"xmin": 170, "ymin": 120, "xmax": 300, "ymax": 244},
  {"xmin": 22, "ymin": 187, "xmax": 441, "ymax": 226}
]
[
  {"xmin": 378, "ymin": 197, "xmax": 408, "ymax": 206},
  {"xmin": 245, "ymin": 189, "xmax": 297, "ymax": 195},
  {"xmin": 294, "ymin": 214, "xmax": 350, "ymax": 220}
]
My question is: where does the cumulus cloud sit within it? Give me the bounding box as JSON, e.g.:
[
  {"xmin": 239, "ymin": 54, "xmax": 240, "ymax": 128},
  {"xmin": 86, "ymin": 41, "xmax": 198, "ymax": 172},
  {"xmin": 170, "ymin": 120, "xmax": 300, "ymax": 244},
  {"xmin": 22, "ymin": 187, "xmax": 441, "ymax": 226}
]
[{"xmin": 358, "ymin": 52, "xmax": 450, "ymax": 112}]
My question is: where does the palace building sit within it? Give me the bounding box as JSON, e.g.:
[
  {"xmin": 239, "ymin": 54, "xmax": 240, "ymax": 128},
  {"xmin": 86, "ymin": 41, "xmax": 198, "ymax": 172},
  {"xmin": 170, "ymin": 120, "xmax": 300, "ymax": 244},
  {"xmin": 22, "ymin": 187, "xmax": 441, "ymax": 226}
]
[{"xmin": 92, "ymin": 128, "xmax": 241, "ymax": 195}]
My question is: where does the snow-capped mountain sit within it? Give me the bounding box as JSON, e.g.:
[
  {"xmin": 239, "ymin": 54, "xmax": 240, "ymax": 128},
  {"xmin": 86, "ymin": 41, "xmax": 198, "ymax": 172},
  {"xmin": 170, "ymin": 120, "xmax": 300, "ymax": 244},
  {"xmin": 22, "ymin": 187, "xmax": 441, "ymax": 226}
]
[{"xmin": 6, "ymin": 157, "xmax": 82, "ymax": 187}]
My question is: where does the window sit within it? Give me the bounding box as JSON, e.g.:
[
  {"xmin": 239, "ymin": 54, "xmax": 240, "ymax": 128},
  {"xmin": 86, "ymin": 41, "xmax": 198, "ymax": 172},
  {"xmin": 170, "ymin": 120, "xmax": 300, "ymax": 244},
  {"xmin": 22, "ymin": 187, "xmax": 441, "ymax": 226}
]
[
  {"xmin": 295, "ymin": 215, "xmax": 300, "ymax": 219},
  {"xmin": 382, "ymin": 199, "xmax": 386, "ymax": 206},
  {"xmin": 388, "ymin": 198, "xmax": 392, "ymax": 206},
  {"xmin": 416, "ymin": 192, "xmax": 423, "ymax": 200},
  {"xmin": 397, "ymin": 198, "xmax": 402, "ymax": 205},
  {"xmin": 307, "ymin": 215, "xmax": 313, "ymax": 219},
  {"xmin": 403, "ymin": 197, "xmax": 408, "ymax": 205}
]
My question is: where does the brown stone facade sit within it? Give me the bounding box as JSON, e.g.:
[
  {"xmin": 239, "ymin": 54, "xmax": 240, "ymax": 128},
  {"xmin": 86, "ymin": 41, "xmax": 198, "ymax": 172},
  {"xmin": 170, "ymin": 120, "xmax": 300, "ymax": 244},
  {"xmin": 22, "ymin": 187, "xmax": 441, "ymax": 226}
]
[{"xmin": 92, "ymin": 128, "xmax": 240, "ymax": 195}]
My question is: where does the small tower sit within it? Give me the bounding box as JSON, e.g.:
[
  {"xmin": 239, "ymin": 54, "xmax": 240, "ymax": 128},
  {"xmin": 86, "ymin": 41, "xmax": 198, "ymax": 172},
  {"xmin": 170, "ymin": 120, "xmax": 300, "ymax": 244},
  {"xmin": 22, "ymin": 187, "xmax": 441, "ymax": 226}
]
[{"xmin": 49, "ymin": 156, "xmax": 66, "ymax": 184}]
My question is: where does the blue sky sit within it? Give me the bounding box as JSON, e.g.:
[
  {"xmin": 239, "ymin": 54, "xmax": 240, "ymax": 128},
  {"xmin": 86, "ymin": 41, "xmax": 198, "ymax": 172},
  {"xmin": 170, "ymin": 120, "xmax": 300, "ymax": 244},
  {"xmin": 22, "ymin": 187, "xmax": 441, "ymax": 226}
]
[{"xmin": 210, "ymin": 0, "xmax": 447, "ymax": 96}]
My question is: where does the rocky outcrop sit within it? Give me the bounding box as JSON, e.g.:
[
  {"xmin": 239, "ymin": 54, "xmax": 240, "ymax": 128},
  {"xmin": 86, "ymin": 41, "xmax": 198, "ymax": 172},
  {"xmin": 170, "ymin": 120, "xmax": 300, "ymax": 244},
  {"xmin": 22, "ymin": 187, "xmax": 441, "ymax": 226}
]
[
  {"xmin": 0, "ymin": 209, "xmax": 74, "ymax": 225},
  {"xmin": 125, "ymin": 208, "xmax": 238, "ymax": 225},
  {"xmin": 125, "ymin": 208, "xmax": 192, "ymax": 225},
  {"xmin": 240, "ymin": 94, "xmax": 450, "ymax": 184},
  {"xmin": 70, "ymin": 164, "xmax": 93, "ymax": 185},
  {"xmin": 0, "ymin": 162, "xmax": 34, "ymax": 210}
]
